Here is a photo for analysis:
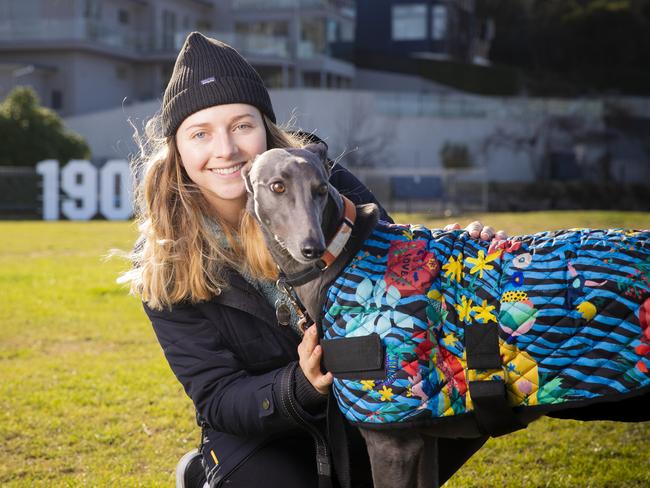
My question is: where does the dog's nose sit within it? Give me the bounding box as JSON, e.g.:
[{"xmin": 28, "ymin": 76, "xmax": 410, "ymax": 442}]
[{"xmin": 301, "ymin": 245, "xmax": 325, "ymax": 260}]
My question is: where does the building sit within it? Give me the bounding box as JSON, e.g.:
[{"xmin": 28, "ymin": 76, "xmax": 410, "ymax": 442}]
[
  {"xmin": 328, "ymin": 0, "xmax": 493, "ymax": 93},
  {"xmin": 219, "ymin": 0, "xmax": 356, "ymax": 89},
  {"xmin": 0, "ymin": 0, "xmax": 356, "ymax": 117},
  {"xmin": 354, "ymin": 0, "xmax": 478, "ymax": 63}
]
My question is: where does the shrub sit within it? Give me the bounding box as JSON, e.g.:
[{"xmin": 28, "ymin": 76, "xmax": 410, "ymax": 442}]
[
  {"xmin": 0, "ymin": 86, "xmax": 90, "ymax": 167},
  {"xmin": 440, "ymin": 142, "xmax": 473, "ymax": 169}
]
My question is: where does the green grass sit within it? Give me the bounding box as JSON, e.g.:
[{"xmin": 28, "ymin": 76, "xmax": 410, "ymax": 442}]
[
  {"xmin": 392, "ymin": 210, "xmax": 650, "ymax": 236},
  {"xmin": 1, "ymin": 212, "xmax": 649, "ymax": 487}
]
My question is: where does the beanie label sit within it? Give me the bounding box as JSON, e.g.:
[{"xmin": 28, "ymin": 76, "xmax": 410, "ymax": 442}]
[{"xmin": 201, "ymin": 76, "xmax": 216, "ymax": 85}]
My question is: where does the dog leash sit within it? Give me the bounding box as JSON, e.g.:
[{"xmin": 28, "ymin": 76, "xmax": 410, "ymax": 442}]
[
  {"xmin": 275, "ymin": 195, "xmax": 357, "ymax": 332},
  {"xmin": 275, "ymin": 196, "xmax": 358, "ymax": 488},
  {"xmin": 275, "ymin": 277, "xmax": 314, "ymax": 333}
]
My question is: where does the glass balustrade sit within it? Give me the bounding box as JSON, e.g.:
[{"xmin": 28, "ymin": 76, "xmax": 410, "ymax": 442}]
[
  {"xmin": 0, "ymin": 20, "xmax": 292, "ymax": 58},
  {"xmin": 0, "ymin": 19, "xmax": 148, "ymax": 51},
  {"xmin": 171, "ymin": 31, "xmax": 290, "ymax": 58},
  {"xmin": 232, "ymin": 0, "xmax": 353, "ymax": 10}
]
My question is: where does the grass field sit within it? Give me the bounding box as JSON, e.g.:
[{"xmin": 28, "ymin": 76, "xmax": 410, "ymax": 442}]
[{"xmin": 1, "ymin": 211, "xmax": 649, "ymax": 487}]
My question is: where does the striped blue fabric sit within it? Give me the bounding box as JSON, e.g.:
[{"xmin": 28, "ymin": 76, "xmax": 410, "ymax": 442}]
[{"xmin": 322, "ymin": 222, "xmax": 650, "ymax": 426}]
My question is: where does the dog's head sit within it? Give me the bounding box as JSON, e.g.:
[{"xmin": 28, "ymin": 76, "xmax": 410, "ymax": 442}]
[{"xmin": 242, "ymin": 142, "xmax": 332, "ymax": 264}]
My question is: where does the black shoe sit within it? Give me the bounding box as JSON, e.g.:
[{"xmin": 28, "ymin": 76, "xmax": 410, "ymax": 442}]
[{"xmin": 176, "ymin": 449, "xmax": 207, "ymax": 488}]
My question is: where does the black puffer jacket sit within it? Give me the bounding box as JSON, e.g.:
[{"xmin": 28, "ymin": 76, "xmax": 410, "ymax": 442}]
[{"xmin": 144, "ymin": 165, "xmax": 395, "ymax": 486}]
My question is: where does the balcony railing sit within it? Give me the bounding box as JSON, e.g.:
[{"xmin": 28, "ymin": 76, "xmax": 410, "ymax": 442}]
[
  {"xmin": 0, "ymin": 19, "xmax": 149, "ymax": 51},
  {"xmin": 0, "ymin": 19, "xmax": 341, "ymax": 62},
  {"xmin": 173, "ymin": 31, "xmax": 290, "ymax": 58},
  {"xmin": 0, "ymin": 20, "xmax": 293, "ymax": 58},
  {"xmin": 232, "ymin": 0, "xmax": 354, "ymax": 10}
]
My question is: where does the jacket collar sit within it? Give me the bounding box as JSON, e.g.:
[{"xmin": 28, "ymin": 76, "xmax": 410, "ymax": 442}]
[{"xmin": 212, "ymin": 269, "xmax": 277, "ymax": 326}]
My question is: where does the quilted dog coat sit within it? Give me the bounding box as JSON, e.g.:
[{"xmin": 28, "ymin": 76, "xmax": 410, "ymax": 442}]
[{"xmin": 321, "ymin": 222, "xmax": 650, "ymax": 430}]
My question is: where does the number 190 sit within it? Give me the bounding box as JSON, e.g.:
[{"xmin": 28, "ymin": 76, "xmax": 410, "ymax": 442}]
[{"xmin": 36, "ymin": 160, "xmax": 133, "ymax": 220}]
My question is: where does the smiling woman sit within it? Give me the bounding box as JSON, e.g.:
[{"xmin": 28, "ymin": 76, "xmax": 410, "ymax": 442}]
[{"xmin": 118, "ymin": 32, "xmax": 488, "ymax": 488}]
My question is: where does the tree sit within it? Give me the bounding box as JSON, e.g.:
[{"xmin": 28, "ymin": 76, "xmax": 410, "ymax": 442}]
[
  {"xmin": 475, "ymin": 0, "xmax": 533, "ymax": 70},
  {"xmin": 335, "ymin": 98, "xmax": 393, "ymax": 167},
  {"xmin": 481, "ymin": 108, "xmax": 595, "ymax": 181},
  {"xmin": 477, "ymin": 0, "xmax": 650, "ymax": 95},
  {"xmin": 440, "ymin": 142, "xmax": 473, "ymax": 169},
  {"xmin": 0, "ymin": 86, "xmax": 90, "ymax": 167}
]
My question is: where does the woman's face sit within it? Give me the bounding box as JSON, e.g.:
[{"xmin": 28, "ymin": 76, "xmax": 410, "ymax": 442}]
[{"xmin": 175, "ymin": 103, "xmax": 267, "ymax": 216}]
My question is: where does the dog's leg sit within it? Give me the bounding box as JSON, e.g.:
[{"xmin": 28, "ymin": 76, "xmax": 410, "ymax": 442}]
[{"xmin": 359, "ymin": 428, "xmax": 439, "ymax": 488}]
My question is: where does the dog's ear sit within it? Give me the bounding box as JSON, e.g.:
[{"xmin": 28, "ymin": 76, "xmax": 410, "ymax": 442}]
[
  {"xmin": 303, "ymin": 142, "xmax": 330, "ymax": 177},
  {"xmin": 241, "ymin": 159, "xmax": 254, "ymax": 194},
  {"xmin": 303, "ymin": 142, "xmax": 328, "ymax": 164}
]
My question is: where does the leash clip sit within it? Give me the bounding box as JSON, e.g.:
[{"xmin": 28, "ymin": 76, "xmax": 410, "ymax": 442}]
[{"xmin": 276, "ymin": 277, "xmax": 315, "ymax": 333}]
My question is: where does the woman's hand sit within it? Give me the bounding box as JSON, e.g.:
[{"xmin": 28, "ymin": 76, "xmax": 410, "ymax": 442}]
[
  {"xmin": 444, "ymin": 220, "xmax": 508, "ymax": 241},
  {"xmin": 298, "ymin": 324, "xmax": 333, "ymax": 395}
]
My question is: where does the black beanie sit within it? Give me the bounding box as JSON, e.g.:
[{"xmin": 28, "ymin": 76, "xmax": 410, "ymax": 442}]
[{"xmin": 161, "ymin": 32, "xmax": 276, "ymax": 137}]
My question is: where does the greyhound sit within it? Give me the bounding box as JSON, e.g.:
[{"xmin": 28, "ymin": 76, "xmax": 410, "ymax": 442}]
[
  {"xmin": 242, "ymin": 142, "xmax": 451, "ymax": 488},
  {"xmin": 242, "ymin": 143, "xmax": 650, "ymax": 488}
]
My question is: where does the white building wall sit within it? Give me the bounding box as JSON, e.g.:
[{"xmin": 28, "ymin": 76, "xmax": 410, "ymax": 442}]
[
  {"xmin": 70, "ymin": 52, "xmax": 138, "ymax": 115},
  {"xmin": 64, "ymin": 99, "xmax": 161, "ymax": 162},
  {"xmin": 63, "ymin": 90, "xmax": 647, "ymax": 183}
]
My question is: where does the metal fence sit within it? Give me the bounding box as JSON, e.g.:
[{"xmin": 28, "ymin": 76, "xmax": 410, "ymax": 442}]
[
  {"xmin": 0, "ymin": 167, "xmax": 40, "ymax": 219},
  {"xmin": 349, "ymin": 166, "xmax": 488, "ymax": 215},
  {"xmin": 0, "ymin": 165, "xmax": 488, "ymax": 220}
]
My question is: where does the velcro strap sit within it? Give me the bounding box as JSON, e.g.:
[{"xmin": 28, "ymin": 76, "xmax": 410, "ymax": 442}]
[
  {"xmin": 469, "ymin": 380, "xmax": 523, "ymax": 437},
  {"xmin": 466, "ymin": 322, "xmax": 501, "ymax": 369},
  {"xmin": 321, "ymin": 334, "xmax": 385, "ymax": 380},
  {"xmin": 465, "ymin": 322, "xmax": 524, "ymax": 437}
]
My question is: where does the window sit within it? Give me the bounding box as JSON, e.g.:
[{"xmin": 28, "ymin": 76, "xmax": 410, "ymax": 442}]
[
  {"xmin": 83, "ymin": 0, "xmax": 101, "ymax": 19},
  {"xmin": 196, "ymin": 20, "xmax": 212, "ymax": 32},
  {"xmin": 340, "ymin": 21, "xmax": 354, "ymax": 42},
  {"xmin": 255, "ymin": 66, "xmax": 283, "ymax": 88},
  {"xmin": 327, "ymin": 19, "xmax": 338, "ymax": 43},
  {"xmin": 301, "ymin": 18, "xmax": 327, "ymax": 55},
  {"xmin": 235, "ymin": 21, "xmax": 289, "ymax": 37},
  {"xmin": 162, "ymin": 10, "xmax": 177, "ymax": 50},
  {"xmin": 302, "ymin": 72, "xmax": 322, "ymax": 88},
  {"xmin": 161, "ymin": 63, "xmax": 174, "ymax": 93},
  {"xmin": 118, "ymin": 9, "xmax": 129, "ymax": 24},
  {"xmin": 431, "ymin": 5, "xmax": 447, "ymax": 40},
  {"xmin": 115, "ymin": 65, "xmax": 127, "ymax": 80},
  {"xmin": 392, "ymin": 4, "xmax": 427, "ymax": 41},
  {"xmin": 51, "ymin": 90, "xmax": 62, "ymax": 110}
]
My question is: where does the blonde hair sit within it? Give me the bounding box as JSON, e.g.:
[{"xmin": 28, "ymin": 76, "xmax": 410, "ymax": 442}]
[{"xmin": 120, "ymin": 112, "xmax": 310, "ymax": 310}]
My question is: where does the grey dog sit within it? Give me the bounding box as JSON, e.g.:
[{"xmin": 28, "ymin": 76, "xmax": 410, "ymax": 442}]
[
  {"xmin": 243, "ymin": 143, "xmax": 650, "ymax": 488},
  {"xmin": 242, "ymin": 142, "xmax": 443, "ymax": 488}
]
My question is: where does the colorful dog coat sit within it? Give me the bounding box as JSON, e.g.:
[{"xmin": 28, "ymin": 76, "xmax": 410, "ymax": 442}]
[{"xmin": 321, "ymin": 222, "xmax": 650, "ymax": 431}]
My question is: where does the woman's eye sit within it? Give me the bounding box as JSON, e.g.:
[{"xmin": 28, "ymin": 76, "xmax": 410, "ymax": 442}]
[
  {"xmin": 192, "ymin": 131, "xmax": 207, "ymax": 140},
  {"xmin": 270, "ymin": 182, "xmax": 285, "ymax": 194},
  {"xmin": 235, "ymin": 123, "xmax": 252, "ymax": 131}
]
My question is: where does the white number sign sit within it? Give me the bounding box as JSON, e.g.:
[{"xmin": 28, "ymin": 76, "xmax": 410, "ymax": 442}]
[{"xmin": 35, "ymin": 159, "xmax": 133, "ymax": 220}]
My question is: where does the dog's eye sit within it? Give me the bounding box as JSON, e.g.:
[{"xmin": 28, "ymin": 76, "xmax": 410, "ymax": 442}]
[
  {"xmin": 317, "ymin": 184, "xmax": 328, "ymax": 196},
  {"xmin": 270, "ymin": 182, "xmax": 285, "ymax": 194}
]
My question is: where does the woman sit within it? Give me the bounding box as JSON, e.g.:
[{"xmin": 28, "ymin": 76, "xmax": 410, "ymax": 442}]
[{"xmin": 123, "ymin": 32, "xmax": 495, "ymax": 488}]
